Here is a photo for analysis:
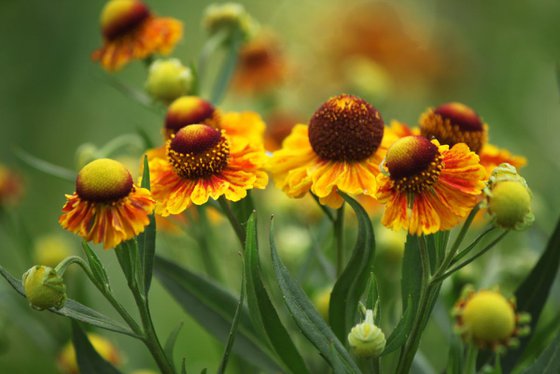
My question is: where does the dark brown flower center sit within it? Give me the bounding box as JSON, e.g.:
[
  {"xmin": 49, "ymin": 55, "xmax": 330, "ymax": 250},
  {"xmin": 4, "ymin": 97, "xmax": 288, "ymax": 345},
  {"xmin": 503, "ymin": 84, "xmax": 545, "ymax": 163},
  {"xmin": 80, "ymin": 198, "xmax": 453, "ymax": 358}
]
[
  {"xmin": 101, "ymin": 0, "xmax": 150, "ymax": 41},
  {"xmin": 420, "ymin": 102, "xmax": 486, "ymax": 153},
  {"xmin": 308, "ymin": 94, "xmax": 384, "ymax": 162},
  {"xmin": 167, "ymin": 124, "xmax": 229, "ymax": 179},
  {"xmin": 76, "ymin": 158, "xmax": 133, "ymax": 202},
  {"xmin": 165, "ymin": 96, "xmax": 218, "ymax": 136},
  {"xmin": 385, "ymin": 136, "xmax": 442, "ymax": 193}
]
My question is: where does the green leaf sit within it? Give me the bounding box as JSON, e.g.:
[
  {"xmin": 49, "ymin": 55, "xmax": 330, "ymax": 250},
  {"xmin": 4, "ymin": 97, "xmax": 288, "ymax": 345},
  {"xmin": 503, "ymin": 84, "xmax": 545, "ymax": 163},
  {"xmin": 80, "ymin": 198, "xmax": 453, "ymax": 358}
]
[
  {"xmin": 231, "ymin": 192, "xmax": 255, "ymax": 228},
  {"xmin": 270, "ymin": 221, "xmax": 360, "ymax": 374},
  {"xmin": 164, "ymin": 322, "xmax": 183, "ymax": 373},
  {"xmin": 114, "ymin": 240, "xmax": 138, "ymax": 288},
  {"xmin": 137, "ymin": 155, "xmax": 156, "ymax": 295},
  {"xmin": 154, "ymin": 256, "xmax": 282, "ymax": 372},
  {"xmin": 0, "ymin": 265, "xmax": 139, "ymax": 338},
  {"xmin": 500, "ymin": 217, "xmax": 560, "ymax": 372},
  {"xmin": 329, "ymin": 193, "xmax": 376, "ymax": 342},
  {"xmin": 521, "ymin": 332, "xmax": 560, "ymax": 374},
  {"xmin": 71, "ymin": 321, "xmax": 122, "ymax": 374},
  {"xmin": 82, "ymin": 242, "xmax": 110, "ymax": 291},
  {"xmin": 217, "ymin": 273, "xmax": 245, "ymax": 374},
  {"xmin": 401, "ymin": 234, "xmax": 422, "ymax": 311},
  {"xmin": 382, "ymin": 295, "xmax": 415, "ymax": 355},
  {"xmin": 14, "ymin": 147, "xmax": 76, "ymax": 182},
  {"xmin": 244, "ymin": 214, "xmax": 310, "ymax": 374},
  {"xmin": 365, "ymin": 273, "xmax": 380, "ymax": 325}
]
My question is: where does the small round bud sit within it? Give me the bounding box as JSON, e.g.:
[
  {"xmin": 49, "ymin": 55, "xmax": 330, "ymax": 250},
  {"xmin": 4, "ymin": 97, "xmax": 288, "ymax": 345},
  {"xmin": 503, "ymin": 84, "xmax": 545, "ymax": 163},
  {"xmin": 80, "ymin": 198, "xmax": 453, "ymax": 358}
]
[
  {"xmin": 348, "ymin": 310, "xmax": 386, "ymax": 358},
  {"xmin": 485, "ymin": 164, "xmax": 534, "ymax": 230},
  {"xmin": 203, "ymin": 2, "xmax": 257, "ymax": 40},
  {"xmin": 22, "ymin": 265, "xmax": 66, "ymax": 310},
  {"xmin": 145, "ymin": 58, "xmax": 193, "ymax": 103}
]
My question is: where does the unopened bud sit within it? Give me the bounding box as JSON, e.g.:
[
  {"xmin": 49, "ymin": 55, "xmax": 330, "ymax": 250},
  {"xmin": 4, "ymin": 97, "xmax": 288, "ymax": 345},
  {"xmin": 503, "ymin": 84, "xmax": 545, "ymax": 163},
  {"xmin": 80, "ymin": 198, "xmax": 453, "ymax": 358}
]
[
  {"xmin": 203, "ymin": 3, "xmax": 257, "ymax": 40},
  {"xmin": 22, "ymin": 265, "xmax": 66, "ymax": 310},
  {"xmin": 348, "ymin": 310, "xmax": 386, "ymax": 358},
  {"xmin": 145, "ymin": 58, "xmax": 193, "ymax": 103}
]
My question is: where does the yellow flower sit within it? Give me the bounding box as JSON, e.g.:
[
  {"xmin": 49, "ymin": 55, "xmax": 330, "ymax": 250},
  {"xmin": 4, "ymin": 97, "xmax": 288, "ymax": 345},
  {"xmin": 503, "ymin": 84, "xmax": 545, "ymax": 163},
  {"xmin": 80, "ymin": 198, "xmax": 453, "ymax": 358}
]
[
  {"xmin": 376, "ymin": 136, "xmax": 486, "ymax": 235},
  {"xmin": 419, "ymin": 102, "xmax": 526, "ymax": 175},
  {"xmin": 149, "ymin": 124, "xmax": 268, "ymax": 216},
  {"xmin": 92, "ymin": 0, "xmax": 183, "ymax": 71},
  {"xmin": 268, "ymin": 94, "xmax": 397, "ymax": 208},
  {"xmin": 453, "ymin": 288, "xmax": 530, "ymax": 351},
  {"xmin": 58, "ymin": 333, "xmax": 121, "ymax": 374},
  {"xmin": 59, "ymin": 159, "xmax": 155, "ymax": 249}
]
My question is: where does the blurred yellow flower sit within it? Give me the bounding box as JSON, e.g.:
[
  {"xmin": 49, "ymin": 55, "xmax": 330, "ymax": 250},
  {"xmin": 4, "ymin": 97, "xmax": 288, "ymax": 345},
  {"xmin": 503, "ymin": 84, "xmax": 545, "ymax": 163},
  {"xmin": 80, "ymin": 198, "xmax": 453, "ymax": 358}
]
[{"xmin": 58, "ymin": 333, "xmax": 121, "ymax": 374}]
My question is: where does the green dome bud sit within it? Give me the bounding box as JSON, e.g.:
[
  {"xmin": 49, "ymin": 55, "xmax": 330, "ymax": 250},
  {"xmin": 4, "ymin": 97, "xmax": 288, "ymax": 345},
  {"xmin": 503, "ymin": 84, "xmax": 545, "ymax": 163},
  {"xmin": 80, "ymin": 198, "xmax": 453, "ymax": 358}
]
[
  {"xmin": 202, "ymin": 3, "xmax": 258, "ymax": 41},
  {"xmin": 145, "ymin": 58, "xmax": 192, "ymax": 104},
  {"xmin": 22, "ymin": 265, "xmax": 66, "ymax": 310},
  {"xmin": 347, "ymin": 310, "xmax": 386, "ymax": 358}
]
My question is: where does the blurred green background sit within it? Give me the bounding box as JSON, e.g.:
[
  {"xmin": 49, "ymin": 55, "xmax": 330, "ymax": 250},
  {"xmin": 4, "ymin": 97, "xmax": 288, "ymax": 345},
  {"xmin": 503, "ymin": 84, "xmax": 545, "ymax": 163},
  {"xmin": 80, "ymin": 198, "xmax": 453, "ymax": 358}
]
[{"xmin": 1, "ymin": 0, "xmax": 560, "ymax": 372}]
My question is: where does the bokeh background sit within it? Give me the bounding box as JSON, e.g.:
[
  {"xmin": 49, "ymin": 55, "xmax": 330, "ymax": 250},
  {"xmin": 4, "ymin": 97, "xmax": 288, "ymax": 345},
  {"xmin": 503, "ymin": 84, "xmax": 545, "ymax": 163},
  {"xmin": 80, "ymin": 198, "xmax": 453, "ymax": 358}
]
[{"xmin": 1, "ymin": 0, "xmax": 560, "ymax": 372}]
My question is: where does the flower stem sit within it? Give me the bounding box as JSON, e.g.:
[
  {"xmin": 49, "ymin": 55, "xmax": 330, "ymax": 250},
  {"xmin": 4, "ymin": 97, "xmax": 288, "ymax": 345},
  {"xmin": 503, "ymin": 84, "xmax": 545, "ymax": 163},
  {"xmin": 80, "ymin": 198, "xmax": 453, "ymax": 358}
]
[
  {"xmin": 195, "ymin": 205, "xmax": 223, "ymax": 281},
  {"xmin": 464, "ymin": 344, "xmax": 478, "ymax": 374},
  {"xmin": 334, "ymin": 204, "xmax": 345, "ymax": 276},
  {"xmin": 396, "ymin": 235, "xmax": 431, "ymax": 374},
  {"xmin": 218, "ymin": 196, "xmax": 246, "ymax": 246}
]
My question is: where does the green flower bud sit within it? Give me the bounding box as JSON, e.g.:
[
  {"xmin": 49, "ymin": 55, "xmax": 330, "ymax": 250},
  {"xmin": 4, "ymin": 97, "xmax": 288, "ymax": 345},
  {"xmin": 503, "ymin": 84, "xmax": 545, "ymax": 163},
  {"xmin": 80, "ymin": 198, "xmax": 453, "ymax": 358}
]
[
  {"xmin": 485, "ymin": 163, "xmax": 534, "ymax": 230},
  {"xmin": 348, "ymin": 310, "xmax": 386, "ymax": 358},
  {"xmin": 202, "ymin": 3, "xmax": 258, "ymax": 40},
  {"xmin": 145, "ymin": 58, "xmax": 193, "ymax": 104},
  {"xmin": 22, "ymin": 265, "xmax": 66, "ymax": 311}
]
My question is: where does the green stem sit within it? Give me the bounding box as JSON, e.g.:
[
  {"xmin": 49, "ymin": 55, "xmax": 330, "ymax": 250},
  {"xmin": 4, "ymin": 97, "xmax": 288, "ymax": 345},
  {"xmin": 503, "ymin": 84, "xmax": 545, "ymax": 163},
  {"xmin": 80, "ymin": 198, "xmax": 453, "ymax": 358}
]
[
  {"xmin": 218, "ymin": 196, "xmax": 246, "ymax": 246},
  {"xmin": 196, "ymin": 206, "xmax": 223, "ymax": 281},
  {"xmin": 396, "ymin": 236, "xmax": 431, "ymax": 374},
  {"xmin": 198, "ymin": 29, "xmax": 229, "ymax": 90},
  {"xmin": 334, "ymin": 204, "xmax": 345, "ymax": 276},
  {"xmin": 132, "ymin": 290, "xmax": 174, "ymax": 374},
  {"xmin": 464, "ymin": 344, "xmax": 478, "ymax": 374},
  {"xmin": 433, "ymin": 231, "xmax": 509, "ymax": 282},
  {"xmin": 310, "ymin": 192, "xmax": 335, "ymax": 222},
  {"xmin": 210, "ymin": 34, "xmax": 243, "ymax": 104},
  {"xmin": 55, "ymin": 256, "xmax": 142, "ymax": 336}
]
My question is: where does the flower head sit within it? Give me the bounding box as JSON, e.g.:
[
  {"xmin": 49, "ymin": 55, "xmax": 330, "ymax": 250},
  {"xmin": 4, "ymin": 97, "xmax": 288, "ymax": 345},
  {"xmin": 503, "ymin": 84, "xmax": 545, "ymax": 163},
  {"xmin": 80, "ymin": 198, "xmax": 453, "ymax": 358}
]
[
  {"xmin": 484, "ymin": 163, "xmax": 534, "ymax": 230},
  {"xmin": 165, "ymin": 96, "xmax": 220, "ymax": 138},
  {"xmin": 453, "ymin": 288, "xmax": 530, "ymax": 351},
  {"xmin": 232, "ymin": 32, "xmax": 287, "ymax": 94},
  {"xmin": 59, "ymin": 158, "xmax": 155, "ymax": 249},
  {"xmin": 419, "ymin": 102, "xmax": 526, "ymax": 174},
  {"xmin": 268, "ymin": 94, "xmax": 396, "ymax": 208},
  {"xmin": 92, "ymin": 0, "xmax": 183, "ymax": 71},
  {"xmin": 376, "ymin": 136, "xmax": 486, "ymax": 235},
  {"xmin": 203, "ymin": 2, "xmax": 257, "ymax": 40},
  {"xmin": 22, "ymin": 265, "xmax": 66, "ymax": 310},
  {"xmin": 149, "ymin": 124, "xmax": 268, "ymax": 216},
  {"xmin": 145, "ymin": 58, "xmax": 193, "ymax": 103},
  {"xmin": 58, "ymin": 333, "xmax": 121, "ymax": 374},
  {"xmin": 348, "ymin": 309, "xmax": 386, "ymax": 358}
]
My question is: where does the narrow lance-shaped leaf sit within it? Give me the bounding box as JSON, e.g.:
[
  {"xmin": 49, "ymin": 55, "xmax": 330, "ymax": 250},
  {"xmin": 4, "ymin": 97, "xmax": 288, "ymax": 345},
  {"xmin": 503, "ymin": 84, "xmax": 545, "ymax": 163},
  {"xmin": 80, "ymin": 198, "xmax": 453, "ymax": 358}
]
[
  {"xmin": 382, "ymin": 295, "xmax": 415, "ymax": 355},
  {"xmin": 164, "ymin": 322, "xmax": 184, "ymax": 373},
  {"xmin": 71, "ymin": 321, "xmax": 122, "ymax": 374},
  {"xmin": 499, "ymin": 217, "xmax": 560, "ymax": 372},
  {"xmin": 520, "ymin": 331, "xmax": 560, "ymax": 374},
  {"xmin": 329, "ymin": 192, "xmax": 376, "ymax": 341},
  {"xmin": 401, "ymin": 234, "xmax": 422, "ymax": 311},
  {"xmin": 217, "ymin": 270, "xmax": 245, "ymax": 374},
  {"xmin": 270, "ymin": 221, "xmax": 360, "ymax": 374},
  {"xmin": 82, "ymin": 241, "xmax": 110, "ymax": 291},
  {"xmin": 154, "ymin": 255, "xmax": 283, "ymax": 372},
  {"xmin": 0, "ymin": 265, "xmax": 139, "ymax": 338},
  {"xmin": 114, "ymin": 240, "xmax": 137, "ymax": 288},
  {"xmin": 244, "ymin": 213, "xmax": 309, "ymax": 374},
  {"xmin": 137, "ymin": 155, "xmax": 156, "ymax": 295}
]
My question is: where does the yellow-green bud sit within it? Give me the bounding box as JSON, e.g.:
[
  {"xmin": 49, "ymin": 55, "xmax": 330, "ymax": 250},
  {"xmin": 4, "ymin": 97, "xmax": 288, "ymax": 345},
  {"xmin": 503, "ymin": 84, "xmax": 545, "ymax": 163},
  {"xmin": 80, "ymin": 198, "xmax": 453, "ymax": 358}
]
[
  {"xmin": 202, "ymin": 3, "xmax": 258, "ymax": 40},
  {"xmin": 487, "ymin": 180, "xmax": 534, "ymax": 230},
  {"xmin": 22, "ymin": 265, "xmax": 66, "ymax": 311},
  {"xmin": 145, "ymin": 58, "xmax": 193, "ymax": 104},
  {"xmin": 348, "ymin": 310, "xmax": 386, "ymax": 358}
]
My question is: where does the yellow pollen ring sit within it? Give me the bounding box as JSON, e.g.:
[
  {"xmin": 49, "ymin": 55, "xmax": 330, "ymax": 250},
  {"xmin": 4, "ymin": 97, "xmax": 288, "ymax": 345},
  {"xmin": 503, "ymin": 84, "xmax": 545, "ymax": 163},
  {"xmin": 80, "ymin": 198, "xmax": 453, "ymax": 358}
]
[{"xmin": 393, "ymin": 156, "xmax": 443, "ymax": 193}]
